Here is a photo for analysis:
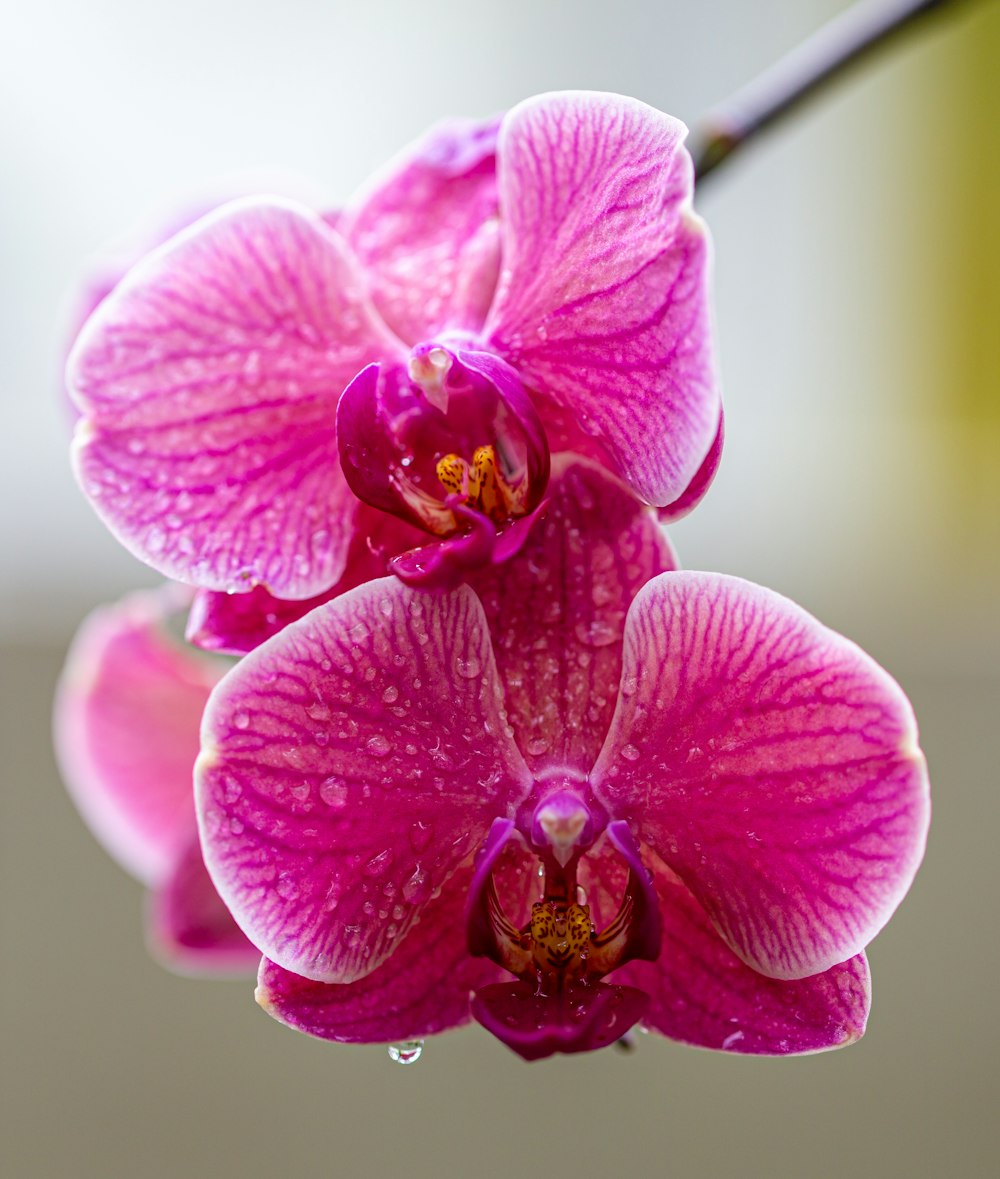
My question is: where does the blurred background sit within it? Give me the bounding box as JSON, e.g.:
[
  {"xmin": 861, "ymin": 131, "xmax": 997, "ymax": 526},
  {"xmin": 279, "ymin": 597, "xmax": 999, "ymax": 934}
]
[{"xmin": 2, "ymin": 0, "xmax": 998, "ymax": 1175}]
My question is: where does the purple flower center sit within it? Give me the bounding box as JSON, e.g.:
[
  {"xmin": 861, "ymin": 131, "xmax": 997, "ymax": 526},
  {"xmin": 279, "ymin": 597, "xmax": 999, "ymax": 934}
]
[
  {"xmin": 337, "ymin": 344, "xmax": 550, "ymax": 586},
  {"xmin": 464, "ymin": 804, "xmax": 660, "ymax": 1059}
]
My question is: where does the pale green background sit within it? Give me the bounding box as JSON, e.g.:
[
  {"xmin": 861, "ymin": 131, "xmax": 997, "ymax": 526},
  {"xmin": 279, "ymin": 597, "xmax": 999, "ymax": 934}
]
[{"xmin": 2, "ymin": 1, "xmax": 998, "ymax": 1176}]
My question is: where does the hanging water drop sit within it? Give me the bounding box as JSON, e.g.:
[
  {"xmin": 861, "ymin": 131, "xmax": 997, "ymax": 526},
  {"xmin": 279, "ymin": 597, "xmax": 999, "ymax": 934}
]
[{"xmin": 387, "ymin": 1039, "xmax": 424, "ymax": 1065}]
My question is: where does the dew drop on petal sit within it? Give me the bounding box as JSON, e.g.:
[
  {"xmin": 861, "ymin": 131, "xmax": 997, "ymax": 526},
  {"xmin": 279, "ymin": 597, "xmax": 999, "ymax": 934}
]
[
  {"xmin": 366, "ymin": 734, "xmax": 392, "ymax": 758},
  {"xmin": 364, "ymin": 848, "xmax": 394, "ymax": 876},
  {"xmin": 401, "ymin": 864, "xmax": 431, "ymax": 904},
  {"xmin": 319, "ymin": 776, "xmax": 349, "ymax": 808},
  {"xmin": 620, "ymin": 743, "xmax": 641, "ymax": 762},
  {"xmin": 233, "ymin": 709, "xmax": 250, "ymax": 730},
  {"xmin": 387, "ymin": 1039, "xmax": 424, "ymax": 1065},
  {"xmin": 574, "ymin": 619, "xmax": 621, "ymax": 648},
  {"xmin": 455, "ymin": 654, "xmax": 482, "ymax": 679},
  {"xmin": 382, "ymin": 685, "xmax": 400, "ymax": 704}
]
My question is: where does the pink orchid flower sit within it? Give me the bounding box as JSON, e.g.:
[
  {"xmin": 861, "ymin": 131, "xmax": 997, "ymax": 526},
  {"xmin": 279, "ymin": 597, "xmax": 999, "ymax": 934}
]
[
  {"xmin": 195, "ymin": 459, "xmax": 929, "ymax": 1060},
  {"xmin": 67, "ymin": 91, "xmax": 720, "ymax": 621},
  {"xmin": 54, "ymin": 585, "xmax": 259, "ymax": 973}
]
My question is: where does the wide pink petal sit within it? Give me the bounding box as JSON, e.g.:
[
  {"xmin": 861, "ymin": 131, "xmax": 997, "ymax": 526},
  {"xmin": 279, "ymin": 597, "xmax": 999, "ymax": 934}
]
[
  {"xmin": 616, "ymin": 854, "xmax": 870, "ymax": 1054},
  {"xmin": 485, "ymin": 92, "xmax": 720, "ymax": 506},
  {"xmin": 69, "ymin": 199, "xmax": 405, "ymax": 598},
  {"xmin": 54, "ymin": 585, "xmax": 225, "ymax": 884},
  {"xmin": 257, "ymin": 863, "xmax": 500, "ymax": 1042},
  {"xmin": 147, "ymin": 829, "xmax": 260, "ymax": 975},
  {"xmin": 592, "ymin": 573, "xmax": 930, "ymax": 979},
  {"xmin": 341, "ymin": 117, "xmax": 501, "ymax": 345},
  {"xmin": 196, "ymin": 578, "xmax": 533, "ymax": 983},
  {"xmin": 470, "ymin": 456, "xmax": 676, "ymax": 775}
]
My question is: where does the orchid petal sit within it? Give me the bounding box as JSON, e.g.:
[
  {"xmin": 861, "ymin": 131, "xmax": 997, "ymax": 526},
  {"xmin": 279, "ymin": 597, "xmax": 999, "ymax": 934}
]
[
  {"xmin": 69, "ymin": 198, "xmax": 405, "ymax": 598},
  {"xmin": 197, "ymin": 578, "xmax": 533, "ymax": 983},
  {"xmin": 186, "ymin": 508, "xmax": 425, "ymax": 655},
  {"xmin": 257, "ymin": 864, "xmax": 499, "ymax": 1042},
  {"xmin": 54, "ymin": 585, "xmax": 224, "ymax": 884},
  {"xmin": 472, "ymin": 980, "xmax": 648, "ymax": 1062},
  {"xmin": 486, "ymin": 91, "xmax": 720, "ymax": 505},
  {"xmin": 617, "ymin": 854, "xmax": 870, "ymax": 1054},
  {"xmin": 658, "ymin": 409, "xmax": 724, "ymax": 524},
  {"xmin": 148, "ymin": 830, "xmax": 260, "ymax": 975},
  {"xmin": 342, "ymin": 117, "xmax": 501, "ymax": 344},
  {"xmin": 470, "ymin": 457, "xmax": 676, "ymax": 773},
  {"xmin": 592, "ymin": 573, "xmax": 930, "ymax": 979}
]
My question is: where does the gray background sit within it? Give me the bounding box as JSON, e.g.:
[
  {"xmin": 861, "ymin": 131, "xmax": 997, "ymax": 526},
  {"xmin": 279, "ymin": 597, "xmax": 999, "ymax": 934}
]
[{"xmin": 3, "ymin": 1, "xmax": 999, "ymax": 1176}]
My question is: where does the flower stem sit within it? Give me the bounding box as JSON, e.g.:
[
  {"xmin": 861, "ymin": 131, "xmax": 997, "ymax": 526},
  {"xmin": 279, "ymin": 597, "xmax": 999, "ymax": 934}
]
[{"xmin": 690, "ymin": 0, "xmax": 981, "ymax": 184}]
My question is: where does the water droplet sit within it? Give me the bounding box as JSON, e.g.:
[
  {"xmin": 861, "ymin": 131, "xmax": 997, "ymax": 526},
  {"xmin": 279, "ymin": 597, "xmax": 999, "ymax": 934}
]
[
  {"xmin": 363, "ymin": 848, "xmax": 394, "ymax": 876},
  {"xmin": 402, "ymin": 864, "xmax": 431, "ymax": 904},
  {"xmin": 276, "ymin": 872, "xmax": 300, "ymax": 900},
  {"xmin": 306, "ymin": 701, "xmax": 330, "ymax": 722},
  {"xmin": 387, "ymin": 1039, "xmax": 424, "ymax": 1065},
  {"xmin": 574, "ymin": 618, "xmax": 621, "ymax": 648},
  {"xmin": 382, "ymin": 685, "xmax": 399, "ymax": 704},
  {"xmin": 620, "ymin": 743, "xmax": 641, "ymax": 762},
  {"xmin": 233, "ymin": 709, "xmax": 250, "ymax": 730},
  {"xmin": 455, "ymin": 654, "xmax": 482, "ymax": 679},
  {"xmin": 290, "ymin": 781, "xmax": 310, "ymax": 802},
  {"xmin": 525, "ymin": 735, "xmax": 549, "ymax": 757},
  {"xmin": 365, "ymin": 734, "xmax": 392, "ymax": 758},
  {"xmin": 319, "ymin": 776, "xmax": 349, "ymax": 808}
]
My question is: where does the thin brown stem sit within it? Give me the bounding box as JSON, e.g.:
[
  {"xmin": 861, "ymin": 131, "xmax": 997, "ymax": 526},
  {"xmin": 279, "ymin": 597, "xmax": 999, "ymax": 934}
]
[{"xmin": 690, "ymin": 0, "xmax": 983, "ymax": 185}]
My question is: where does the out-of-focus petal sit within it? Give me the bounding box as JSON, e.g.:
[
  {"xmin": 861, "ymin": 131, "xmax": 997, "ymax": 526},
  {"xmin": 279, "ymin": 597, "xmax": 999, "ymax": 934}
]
[
  {"xmin": 592, "ymin": 572, "xmax": 930, "ymax": 979},
  {"xmin": 486, "ymin": 91, "xmax": 720, "ymax": 506},
  {"xmin": 342, "ymin": 117, "xmax": 501, "ymax": 344},
  {"xmin": 186, "ymin": 507, "xmax": 425, "ymax": 655},
  {"xmin": 54, "ymin": 585, "xmax": 224, "ymax": 884},
  {"xmin": 470, "ymin": 456, "xmax": 675, "ymax": 774},
  {"xmin": 616, "ymin": 854, "xmax": 871, "ymax": 1054},
  {"xmin": 257, "ymin": 864, "xmax": 500, "ymax": 1042},
  {"xmin": 69, "ymin": 199, "xmax": 405, "ymax": 599},
  {"xmin": 147, "ymin": 829, "xmax": 260, "ymax": 975},
  {"xmin": 196, "ymin": 579, "xmax": 533, "ymax": 984}
]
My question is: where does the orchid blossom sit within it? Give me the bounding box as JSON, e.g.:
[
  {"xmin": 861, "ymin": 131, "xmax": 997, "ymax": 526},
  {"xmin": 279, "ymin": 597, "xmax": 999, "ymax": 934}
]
[
  {"xmin": 195, "ymin": 459, "xmax": 929, "ymax": 1059},
  {"xmin": 54, "ymin": 585, "xmax": 258, "ymax": 973},
  {"xmin": 67, "ymin": 91, "xmax": 720, "ymax": 627}
]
